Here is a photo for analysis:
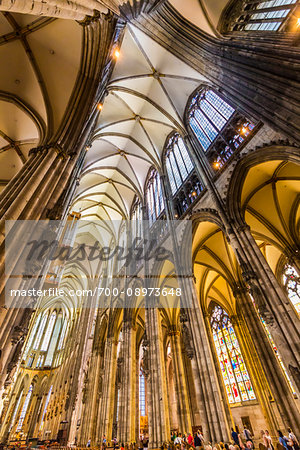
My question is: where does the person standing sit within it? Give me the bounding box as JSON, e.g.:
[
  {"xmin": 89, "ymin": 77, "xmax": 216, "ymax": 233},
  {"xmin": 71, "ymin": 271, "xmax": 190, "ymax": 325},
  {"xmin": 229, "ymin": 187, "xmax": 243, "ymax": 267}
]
[
  {"xmin": 244, "ymin": 427, "xmax": 253, "ymax": 445},
  {"xmin": 87, "ymin": 438, "xmax": 91, "ymax": 448},
  {"xmin": 264, "ymin": 431, "xmax": 273, "ymax": 450},
  {"xmin": 278, "ymin": 431, "xmax": 288, "ymax": 449},
  {"xmin": 231, "ymin": 429, "xmax": 240, "ymax": 447},
  {"xmin": 194, "ymin": 433, "xmax": 202, "ymax": 450},
  {"xmin": 288, "ymin": 428, "xmax": 299, "ymax": 450}
]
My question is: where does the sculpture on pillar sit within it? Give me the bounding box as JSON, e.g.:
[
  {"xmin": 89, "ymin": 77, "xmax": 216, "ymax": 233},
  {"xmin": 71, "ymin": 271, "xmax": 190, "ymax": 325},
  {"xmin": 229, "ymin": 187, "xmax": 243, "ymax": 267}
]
[
  {"xmin": 141, "ymin": 333, "xmax": 150, "ymax": 378},
  {"xmin": 180, "ymin": 310, "xmax": 195, "ymax": 359}
]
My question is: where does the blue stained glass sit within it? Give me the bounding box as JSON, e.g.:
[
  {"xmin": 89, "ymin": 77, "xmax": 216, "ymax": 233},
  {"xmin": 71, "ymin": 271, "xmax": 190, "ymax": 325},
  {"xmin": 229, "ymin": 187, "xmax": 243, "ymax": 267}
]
[
  {"xmin": 178, "ymin": 138, "xmax": 194, "ymax": 173},
  {"xmin": 201, "ymin": 98, "xmax": 228, "ymax": 130},
  {"xmin": 166, "ymin": 159, "xmax": 177, "ymax": 195},
  {"xmin": 194, "ymin": 109, "xmax": 218, "ymax": 142},
  {"xmin": 190, "ymin": 118, "xmax": 211, "ymax": 151},
  {"xmin": 206, "ymin": 90, "xmax": 235, "ymax": 120},
  {"xmin": 169, "ymin": 150, "xmax": 181, "ymax": 190},
  {"xmin": 174, "ymin": 143, "xmax": 188, "ymax": 181},
  {"xmin": 210, "ymin": 304, "xmax": 255, "ymax": 404}
]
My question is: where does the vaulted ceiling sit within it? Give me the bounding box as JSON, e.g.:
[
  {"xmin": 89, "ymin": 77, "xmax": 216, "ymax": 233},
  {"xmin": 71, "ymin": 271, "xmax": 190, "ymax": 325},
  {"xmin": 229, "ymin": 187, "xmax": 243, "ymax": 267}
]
[
  {"xmin": 0, "ymin": 12, "xmax": 82, "ymax": 191},
  {"xmin": 73, "ymin": 24, "xmax": 208, "ymax": 232}
]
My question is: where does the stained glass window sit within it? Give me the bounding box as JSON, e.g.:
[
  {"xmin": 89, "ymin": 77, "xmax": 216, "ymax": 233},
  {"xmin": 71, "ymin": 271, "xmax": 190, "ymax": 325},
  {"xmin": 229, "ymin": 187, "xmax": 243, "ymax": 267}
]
[
  {"xmin": 131, "ymin": 198, "xmax": 143, "ymax": 239},
  {"xmin": 139, "ymin": 368, "xmax": 146, "ymax": 417},
  {"xmin": 9, "ymin": 390, "xmax": 23, "ymax": 431},
  {"xmin": 187, "ymin": 88, "xmax": 257, "ymax": 169},
  {"xmin": 33, "ymin": 313, "xmax": 48, "ymax": 350},
  {"xmin": 16, "ymin": 384, "xmax": 33, "ymax": 431},
  {"xmin": 146, "ymin": 169, "xmax": 165, "ymax": 225},
  {"xmin": 283, "ymin": 264, "xmax": 300, "ymax": 315},
  {"xmin": 23, "ymin": 313, "xmax": 41, "ymax": 360},
  {"xmin": 244, "ymin": 0, "xmax": 297, "ymax": 31},
  {"xmin": 210, "ymin": 304, "xmax": 256, "ymax": 404},
  {"xmin": 39, "ymin": 385, "xmax": 53, "ymax": 430},
  {"xmin": 165, "ymin": 134, "xmax": 194, "ymax": 195},
  {"xmin": 57, "ymin": 319, "xmax": 68, "ymax": 350},
  {"xmin": 189, "ymin": 89, "xmax": 235, "ymax": 152},
  {"xmin": 41, "ymin": 312, "xmax": 57, "ymax": 352},
  {"xmin": 45, "ymin": 316, "xmax": 62, "ymax": 366}
]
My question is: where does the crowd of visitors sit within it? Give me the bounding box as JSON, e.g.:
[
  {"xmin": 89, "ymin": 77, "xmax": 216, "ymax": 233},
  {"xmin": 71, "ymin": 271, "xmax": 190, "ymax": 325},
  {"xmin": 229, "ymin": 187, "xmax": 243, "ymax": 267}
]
[
  {"xmin": 82, "ymin": 428, "xmax": 299, "ymax": 450},
  {"xmin": 162, "ymin": 427, "xmax": 299, "ymax": 450}
]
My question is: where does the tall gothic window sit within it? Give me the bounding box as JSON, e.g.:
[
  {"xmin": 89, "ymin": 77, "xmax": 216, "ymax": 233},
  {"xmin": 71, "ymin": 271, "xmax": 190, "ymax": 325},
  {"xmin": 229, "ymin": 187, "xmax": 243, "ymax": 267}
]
[
  {"xmin": 210, "ymin": 304, "xmax": 256, "ymax": 403},
  {"xmin": 9, "ymin": 390, "xmax": 23, "ymax": 431},
  {"xmin": 283, "ymin": 264, "xmax": 300, "ymax": 315},
  {"xmin": 165, "ymin": 134, "xmax": 194, "ymax": 194},
  {"xmin": 139, "ymin": 368, "xmax": 146, "ymax": 417},
  {"xmin": 41, "ymin": 311, "xmax": 57, "ymax": 351},
  {"xmin": 39, "ymin": 385, "xmax": 53, "ymax": 430},
  {"xmin": 16, "ymin": 384, "xmax": 33, "ymax": 431},
  {"xmin": 146, "ymin": 168, "xmax": 165, "ymax": 225},
  {"xmin": 188, "ymin": 87, "xmax": 257, "ymax": 169},
  {"xmin": 229, "ymin": 0, "xmax": 298, "ymax": 32},
  {"xmin": 131, "ymin": 197, "xmax": 143, "ymax": 239},
  {"xmin": 33, "ymin": 313, "xmax": 48, "ymax": 350},
  {"xmin": 164, "ymin": 133, "xmax": 204, "ymax": 217},
  {"xmin": 24, "ymin": 309, "xmax": 68, "ymax": 370}
]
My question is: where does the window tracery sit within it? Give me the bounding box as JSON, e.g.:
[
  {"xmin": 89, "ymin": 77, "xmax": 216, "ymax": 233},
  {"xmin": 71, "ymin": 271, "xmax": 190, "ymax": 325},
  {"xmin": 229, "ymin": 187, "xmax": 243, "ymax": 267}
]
[
  {"xmin": 210, "ymin": 304, "xmax": 256, "ymax": 403},
  {"xmin": 283, "ymin": 264, "xmax": 300, "ymax": 314},
  {"xmin": 164, "ymin": 133, "xmax": 204, "ymax": 217},
  {"xmin": 228, "ymin": 0, "xmax": 298, "ymax": 32},
  {"xmin": 188, "ymin": 88, "xmax": 257, "ymax": 169},
  {"xmin": 146, "ymin": 169, "xmax": 165, "ymax": 225},
  {"xmin": 16, "ymin": 384, "xmax": 33, "ymax": 431}
]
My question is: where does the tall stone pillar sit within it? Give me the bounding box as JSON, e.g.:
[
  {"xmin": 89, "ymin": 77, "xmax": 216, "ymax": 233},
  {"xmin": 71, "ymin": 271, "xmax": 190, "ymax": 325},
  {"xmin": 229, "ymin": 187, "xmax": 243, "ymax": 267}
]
[
  {"xmin": 233, "ymin": 224, "xmax": 300, "ymax": 395},
  {"xmin": 118, "ymin": 315, "xmax": 137, "ymax": 443},
  {"xmin": 168, "ymin": 328, "xmax": 192, "ymax": 435},
  {"xmin": 145, "ymin": 308, "xmax": 170, "ymax": 448},
  {"xmin": 180, "ymin": 280, "xmax": 231, "ymax": 443},
  {"xmin": 234, "ymin": 287, "xmax": 300, "ymax": 436},
  {"xmin": 95, "ymin": 334, "xmax": 118, "ymax": 443}
]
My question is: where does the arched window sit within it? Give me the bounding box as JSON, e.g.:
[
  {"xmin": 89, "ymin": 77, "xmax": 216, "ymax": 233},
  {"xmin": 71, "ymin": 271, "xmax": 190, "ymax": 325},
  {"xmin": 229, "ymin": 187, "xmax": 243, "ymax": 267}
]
[
  {"xmin": 131, "ymin": 197, "xmax": 142, "ymax": 239},
  {"xmin": 139, "ymin": 368, "xmax": 146, "ymax": 417},
  {"xmin": 23, "ymin": 313, "xmax": 41, "ymax": 360},
  {"xmin": 33, "ymin": 313, "xmax": 48, "ymax": 350},
  {"xmin": 146, "ymin": 169, "xmax": 165, "ymax": 225},
  {"xmin": 9, "ymin": 389, "xmax": 23, "ymax": 431},
  {"xmin": 210, "ymin": 304, "xmax": 256, "ymax": 404},
  {"xmin": 165, "ymin": 134, "xmax": 194, "ymax": 194},
  {"xmin": 41, "ymin": 311, "xmax": 57, "ymax": 352},
  {"xmin": 16, "ymin": 384, "xmax": 33, "ymax": 431},
  {"xmin": 39, "ymin": 385, "xmax": 53, "ymax": 430},
  {"xmin": 229, "ymin": 0, "xmax": 298, "ymax": 32},
  {"xmin": 57, "ymin": 319, "xmax": 68, "ymax": 350},
  {"xmin": 188, "ymin": 87, "xmax": 257, "ymax": 169},
  {"xmin": 164, "ymin": 133, "xmax": 204, "ymax": 217},
  {"xmin": 283, "ymin": 264, "xmax": 300, "ymax": 314}
]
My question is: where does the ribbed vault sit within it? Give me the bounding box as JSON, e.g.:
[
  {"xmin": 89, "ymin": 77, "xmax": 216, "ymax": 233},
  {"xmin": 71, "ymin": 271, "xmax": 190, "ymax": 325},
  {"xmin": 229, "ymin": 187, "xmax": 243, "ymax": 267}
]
[
  {"xmin": 73, "ymin": 23, "xmax": 208, "ymax": 236},
  {"xmin": 193, "ymin": 221, "xmax": 240, "ymax": 315},
  {"xmin": 0, "ymin": 12, "xmax": 82, "ymax": 191}
]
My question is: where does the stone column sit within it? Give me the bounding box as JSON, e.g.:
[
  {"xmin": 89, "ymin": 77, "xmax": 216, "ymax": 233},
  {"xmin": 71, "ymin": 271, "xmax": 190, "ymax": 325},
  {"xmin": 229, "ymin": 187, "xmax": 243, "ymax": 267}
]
[
  {"xmin": 179, "ymin": 281, "xmax": 231, "ymax": 443},
  {"xmin": 145, "ymin": 308, "xmax": 170, "ymax": 448},
  {"xmin": 234, "ymin": 287, "xmax": 300, "ymax": 436},
  {"xmin": 96, "ymin": 335, "xmax": 118, "ymax": 443},
  {"xmin": 118, "ymin": 316, "xmax": 137, "ymax": 444},
  {"xmin": 234, "ymin": 225, "xmax": 300, "ymax": 395},
  {"xmin": 168, "ymin": 328, "xmax": 192, "ymax": 435}
]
